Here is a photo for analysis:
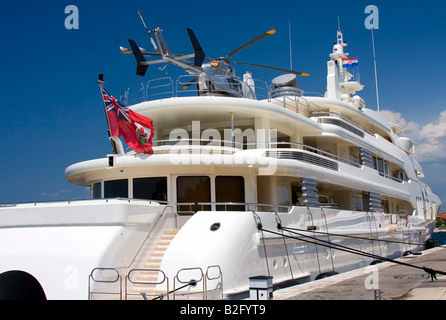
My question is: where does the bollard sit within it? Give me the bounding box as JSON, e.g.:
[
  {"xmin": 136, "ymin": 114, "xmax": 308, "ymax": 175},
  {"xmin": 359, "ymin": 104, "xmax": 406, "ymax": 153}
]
[
  {"xmin": 374, "ymin": 289, "xmax": 382, "ymax": 300},
  {"xmin": 249, "ymin": 276, "xmax": 273, "ymax": 300}
]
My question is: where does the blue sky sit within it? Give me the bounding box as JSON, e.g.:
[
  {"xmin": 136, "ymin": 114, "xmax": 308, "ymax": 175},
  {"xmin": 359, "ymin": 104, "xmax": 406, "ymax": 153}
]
[{"xmin": 1, "ymin": 0, "xmax": 446, "ymax": 207}]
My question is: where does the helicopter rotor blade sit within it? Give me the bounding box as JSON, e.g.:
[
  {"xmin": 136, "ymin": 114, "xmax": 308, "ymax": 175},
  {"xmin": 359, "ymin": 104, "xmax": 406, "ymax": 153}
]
[
  {"xmin": 225, "ymin": 29, "xmax": 276, "ymax": 61},
  {"xmin": 232, "ymin": 61, "xmax": 310, "ymax": 76},
  {"xmin": 138, "ymin": 11, "xmax": 159, "ymax": 53},
  {"xmin": 128, "ymin": 39, "xmax": 150, "ymax": 76},
  {"xmin": 187, "ymin": 28, "xmax": 206, "ymax": 67},
  {"xmin": 181, "ymin": 76, "xmax": 199, "ymax": 89}
]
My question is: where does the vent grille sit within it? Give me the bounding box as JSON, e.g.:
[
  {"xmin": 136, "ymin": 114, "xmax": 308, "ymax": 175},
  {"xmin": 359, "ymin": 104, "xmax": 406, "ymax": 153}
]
[
  {"xmin": 266, "ymin": 151, "xmax": 338, "ymax": 171},
  {"xmin": 320, "ymin": 118, "xmax": 365, "ymax": 137},
  {"xmin": 360, "ymin": 148, "xmax": 375, "ymax": 168},
  {"xmin": 368, "ymin": 192, "xmax": 381, "ymax": 212}
]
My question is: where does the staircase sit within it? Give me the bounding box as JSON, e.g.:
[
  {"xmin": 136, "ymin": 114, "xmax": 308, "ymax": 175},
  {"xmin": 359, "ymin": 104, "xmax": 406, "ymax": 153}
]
[
  {"xmin": 124, "ymin": 228, "xmax": 179, "ymax": 300},
  {"xmin": 88, "ymin": 210, "xmax": 223, "ymax": 300}
]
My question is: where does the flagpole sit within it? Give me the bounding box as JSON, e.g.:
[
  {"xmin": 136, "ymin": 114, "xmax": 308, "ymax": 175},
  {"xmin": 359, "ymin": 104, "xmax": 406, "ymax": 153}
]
[{"xmin": 97, "ymin": 74, "xmax": 118, "ymax": 154}]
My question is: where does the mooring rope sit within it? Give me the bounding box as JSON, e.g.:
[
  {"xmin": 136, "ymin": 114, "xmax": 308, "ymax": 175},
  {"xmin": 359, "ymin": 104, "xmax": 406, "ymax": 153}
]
[
  {"xmin": 260, "ymin": 225, "xmax": 446, "ymax": 281},
  {"xmin": 320, "ymin": 208, "xmax": 335, "ymax": 272},
  {"xmin": 282, "ymin": 225, "xmax": 423, "ymax": 247},
  {"xmin": 274, "ymin": 212, "xmax": 294, "ymax": 279},
  {"xmin": 306, "ymin": 207, "xmax": 321, "ymax": 275},
  {"xmin": 251, "ymin": 211, "xmax": 271, "ymax": 277}
]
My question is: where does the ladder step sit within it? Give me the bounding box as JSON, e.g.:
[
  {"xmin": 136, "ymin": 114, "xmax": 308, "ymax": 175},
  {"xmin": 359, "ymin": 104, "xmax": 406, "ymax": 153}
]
[
  {"xmin": 127, "ymin": 287, "xmax": 168, "ymax": 297},
  {"xmin": 128, "ymin": 228, "xmax": 179, "ymax": 272},
  {"xmin": 144, "ymin": 263, "xmax": 161, "ymax": 268},
  {"xmin": 138, "ymin": 269, "xmax": 160, "ymax": 274},
  {"xmin": 137, "ymin": 275, "xmax": 158, "ymax": 282},
  {"xmin": 151, "ymin": 252, "xmax": 165, "ymax": 257},
  {"xmin": 164, "ymin": 229, "xmax": 179, "ymax": 235},
  {"xmin": 128, "ymin": 286, "xmax": 156, "ymax": 294}
]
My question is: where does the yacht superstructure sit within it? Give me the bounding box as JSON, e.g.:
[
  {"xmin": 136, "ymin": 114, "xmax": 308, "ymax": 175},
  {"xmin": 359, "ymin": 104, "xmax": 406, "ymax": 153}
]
[{"xmin": 0, "ymin": 26, "xmax": 440, "ymax": 300}]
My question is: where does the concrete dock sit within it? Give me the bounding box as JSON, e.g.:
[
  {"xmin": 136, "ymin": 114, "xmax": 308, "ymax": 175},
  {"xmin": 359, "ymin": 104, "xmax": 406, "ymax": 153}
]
[{"xmin": 274, "ymin": 246, "xmax": 446, "ymax": 300}]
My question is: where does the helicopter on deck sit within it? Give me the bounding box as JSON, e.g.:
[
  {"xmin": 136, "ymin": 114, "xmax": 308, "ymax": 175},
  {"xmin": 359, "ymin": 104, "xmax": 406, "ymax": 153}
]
[{"xmin": 121, "ymin": 12, "xmax": 309, "ymax": 98}]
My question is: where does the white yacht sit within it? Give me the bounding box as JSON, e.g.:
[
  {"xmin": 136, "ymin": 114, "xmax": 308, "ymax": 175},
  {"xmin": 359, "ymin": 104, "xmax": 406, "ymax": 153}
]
[{"xmin": 0, "ymin": 26, "xmax": 440, "ymax": 300}]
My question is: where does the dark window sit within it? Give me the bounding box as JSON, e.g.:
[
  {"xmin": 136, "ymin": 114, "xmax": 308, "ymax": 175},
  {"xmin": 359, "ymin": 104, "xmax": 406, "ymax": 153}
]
[
  {"xmin": 133, "ymin": 177, "xmax": 167, "ymax": 201},
  {"xmin": 93, "ymin": 182, "xmax": 101, "ymax": 199},
  {"xmin": 176, "ymin": 176, "xmax": 211, "ymax": 213},
  {"xmin": 377, "ymin": 158, "xmax": 384, "ymax": 176},
  {"xmin": 104, "ymin": 179, "xmax": 128, "ymax": 198},
  {"xmin": 215, "ymin": 176, "xmax": 245, "ymax": 211}
]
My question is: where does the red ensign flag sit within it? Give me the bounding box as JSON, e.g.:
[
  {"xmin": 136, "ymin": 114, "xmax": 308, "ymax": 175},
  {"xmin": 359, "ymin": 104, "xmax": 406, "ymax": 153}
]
[{"xmin": 100, "ymin": 86, "xmax": 154, "ymax": 154}]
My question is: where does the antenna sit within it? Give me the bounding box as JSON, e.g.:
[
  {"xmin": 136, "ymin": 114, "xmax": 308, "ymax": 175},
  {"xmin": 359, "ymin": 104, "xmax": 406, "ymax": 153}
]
[
  {"xmin": 337, "ymin": 16, "xmax": 341, "ymax": 30},
  {"xmin": 370, "ymin": 26, "xmax": 380, "ymax": 112},
  {"xmin": 288, "ymin": 20, "xmax": 293, "ymax": 70}
]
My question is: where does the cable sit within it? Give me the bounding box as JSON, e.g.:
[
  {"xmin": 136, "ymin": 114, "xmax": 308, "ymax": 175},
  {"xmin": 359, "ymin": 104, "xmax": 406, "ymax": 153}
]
[
  {"xmin": 282, "ymin": 225, "xmax": 423, "ymax": 247},
  {"xmin": 320, "ymin": 208, "xmax": 335, "ymax": 272},
  {"xmin": 307, "ymin": 208, "xmax": 321, "ymax": 275},
  {"xmin": 261, "ymin": 226, "xmax": 446, "ymax": 281},
  {"xmin": 274, "ymin": 213, "xmax": 294, "ymax": 279}
]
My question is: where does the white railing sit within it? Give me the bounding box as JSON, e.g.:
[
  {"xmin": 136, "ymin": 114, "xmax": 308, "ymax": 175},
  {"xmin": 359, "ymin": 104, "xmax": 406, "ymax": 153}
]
[{"xmin": 119, "ymin": 75, "xmax": 270, "ymax": 106}]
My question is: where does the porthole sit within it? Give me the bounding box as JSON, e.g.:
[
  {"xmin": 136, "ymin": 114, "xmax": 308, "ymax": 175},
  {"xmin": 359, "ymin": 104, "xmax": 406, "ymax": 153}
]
[
  {"xmin": 210, "ymin": 222, "xmax": 221, "ymax": 231},
  {"xmin": 283, "ymin": 257, "xmax": 288, "ymax": 267}
]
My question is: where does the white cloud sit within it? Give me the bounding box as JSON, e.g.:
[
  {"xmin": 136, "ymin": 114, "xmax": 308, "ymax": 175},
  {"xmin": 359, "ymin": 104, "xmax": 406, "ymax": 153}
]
[
  {"xmin": 40, "ymin": 187, "xmax": 91, "ymax": 201},
  {"xmin": 379, "ymin": 110, "xmax": 419, "ymax": 138},
  {"xmin": 40, "ymin": 189, "xmax": 71, "ymax": 198},
  {"xmin": 419, "ymin": 110, "xmax": 446, "ymax": 139},
  {"xmin": 380, "ymin": 109, "xmax": 446, "ymax": 162}
]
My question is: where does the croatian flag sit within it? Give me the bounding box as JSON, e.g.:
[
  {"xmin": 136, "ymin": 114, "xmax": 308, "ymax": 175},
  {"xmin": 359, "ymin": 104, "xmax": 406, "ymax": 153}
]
[
  {"xmin": 342, "ymin": 57, "xmax": 358, "ymax": 68},
  {"xmin": 100, "ymin": 86, "xmax": 154, "ymax": 154}
]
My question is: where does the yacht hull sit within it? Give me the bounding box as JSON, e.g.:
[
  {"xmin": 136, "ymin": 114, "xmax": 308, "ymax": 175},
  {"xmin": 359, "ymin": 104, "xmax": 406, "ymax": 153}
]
[{"xmin": 0, "ymin": 200, "xmax": 430, "ymax": 299}]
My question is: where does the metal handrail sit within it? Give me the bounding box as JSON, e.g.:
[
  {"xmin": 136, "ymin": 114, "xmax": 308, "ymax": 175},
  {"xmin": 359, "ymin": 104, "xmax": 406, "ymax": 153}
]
[
  {"xmin": 128, "ymin": 203, "xmax": 173, "ymax": 266},
  {"xmin": 90, "ymin": 264, "xmax": 223, "ymax": 300},
  {"xmin": 152, "ymin": 138, "xmax": 243, "ymax": 150},
  {"xmin": 146, "ymin": 77, "xmax": 174, "ymax": 100},
  {"xmin": 119, "ymin": 75, "xmax": 295, "ymax": 105},
  {"xmin": 152, "ymin": 137, "xmax": 361, "ymax": 170},
  {"xmin": 267, "ymin": 141, "xmax": 361, "ymax": 168},
  {"xmin": 175, "ymin": 75, "xmax": 201, "ymax": 97},
  {"xmin": 314, "ymin": 110, "xmax": 376, "ymax": 136},
  {"xmin": 88, "ymin": 268, "xmax": 122, "ymax": 300},
  {"xmin": 125, "ymin": 268, "xmax": 169, "ymax": 300},
  {"xmin": 196, "ymin": 202, "xmax": 293, "ymax": 213},
  {"xmin": 119, "ymin": 83, "xmax": 145, "ymax": 106},
  {"xmin": 205, "ymin": 265, "xmax": 223, "ymax": 300},
  {"xmin": 173, "ymin": 267, "xmax": 205, "ymax": 300}
]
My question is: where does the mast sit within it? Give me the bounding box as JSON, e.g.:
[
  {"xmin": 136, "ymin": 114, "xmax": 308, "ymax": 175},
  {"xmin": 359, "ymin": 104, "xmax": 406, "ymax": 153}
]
[{"xmin": 327, "ymin": 28, "xmax": 363, "ymax": 98}]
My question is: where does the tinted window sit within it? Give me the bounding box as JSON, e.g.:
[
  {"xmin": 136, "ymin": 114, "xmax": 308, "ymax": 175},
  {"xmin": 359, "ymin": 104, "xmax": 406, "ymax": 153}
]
[
  {"xmin": 176, "ymin": 176, "xmax": 211, "ymax": 213},
  {"xmin": 104, "ymin": 179, "xmax": 128, "ymax": 198},
  {"xmin": 215, "ymin": 176, "xmax": 245, "ymax": 211},
  {"xmin": 93, "ymin": 182, "xmax": 101, "ymax": 199},
  {"xmin": 133, "ymin": 177, "xmax": 167, "ymax": 201}
]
